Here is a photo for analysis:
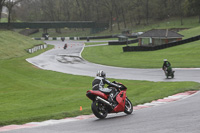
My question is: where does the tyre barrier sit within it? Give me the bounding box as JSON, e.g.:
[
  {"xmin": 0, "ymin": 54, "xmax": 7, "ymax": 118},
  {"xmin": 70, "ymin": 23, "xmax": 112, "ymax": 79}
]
[
  {"xmin": 33, "ymin": 37, "xmax": 79, "ymax": 41},
  {"xmin": 27, "ymin": 44, "xmax": 47, "ymax": 53},
  {"xmin": 79, "ymin": 35, "xmax": 113, "ymax": 40},
  {"xmin": 123, "ymin": 35, "xmax": 200, "ymax": 52}
]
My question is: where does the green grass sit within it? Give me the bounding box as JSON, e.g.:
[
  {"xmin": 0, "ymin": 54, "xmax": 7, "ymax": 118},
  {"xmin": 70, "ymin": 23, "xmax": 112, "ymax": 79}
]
[
  {"xmin": 0, "ymin": 18, "xmax": 8, "ymax": 22},
  {"xmin": 0, "ymin": 18, "xmax": 21, "ymax": 22},
  {"xmin": 82, "ymin": 26, "xmax": 200, "ymax": 68},
  {"xmin": 0, "ymin": 55, "xmax": 199, "ymax": 125},
  {"xmin": 0, "ymin": 54, "xmax": 91, "ymax": 125},
  {"xmin": 0, "ymin": 30, "xmax": 44, "ymax": 60},
  {"xmin": 0, "ymin": 22, "xmax": 200, "ymax": 126},
  {"xmin": 180, "ymin": 26, "xmax": 200, "ymax": 39}
]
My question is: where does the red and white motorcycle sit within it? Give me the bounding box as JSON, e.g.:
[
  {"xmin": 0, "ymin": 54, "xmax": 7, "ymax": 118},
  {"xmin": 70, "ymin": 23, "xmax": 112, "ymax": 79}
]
[{"xmin": 86, "ymin": 81, "xmax": 133, "ymax": 119}]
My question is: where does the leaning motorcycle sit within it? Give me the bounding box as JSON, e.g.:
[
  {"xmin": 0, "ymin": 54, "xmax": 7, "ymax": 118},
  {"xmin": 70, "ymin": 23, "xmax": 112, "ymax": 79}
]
[
  {"xmin": 163, "ymin": 66, "xmax": 175, "ymax": 79},
  {"xmin": 86, "ymin": 81, "xmax": 133, "ymax": 119}
]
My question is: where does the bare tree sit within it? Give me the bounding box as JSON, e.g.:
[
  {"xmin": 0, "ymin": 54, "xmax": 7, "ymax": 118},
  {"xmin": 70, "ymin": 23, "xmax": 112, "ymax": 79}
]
[
  {"xmin": 6, "ymin": 0, "xmax": 200, "ymax": 31},
  {"xmin": 0, "ymin": 0, "xmax": 5, "ymax": 19},
  {"xmin": 133, "ymin": 0, "xmax": 144, "ymax": 25},
  {"xmin": 99, "ymin": 0, "xmax": 115, "ymax": 31},
  {"xmin": 4, "ymin": 0, "xmax": 23, "ymax": 27},
  {"xmin": 16, "ymin": 0, "xmax": 41, "ymax": 21},
  {"xmin": 187, "ymin": 0, "xmax": 200, "ymax": 23},
  {"xmin": 60, "ymin": 0, "xmax": 72, "ymax": 21},
  {"xmin": 94, "ymin": 0, "xmax": 100, "ymax": 21},
  {"xmin": 113, "ymin": 0, "xmax": 120, "ymax": 30},
  {"xmin": 145, "ymin": 0, "xmax": 149, "ymax": 24},
  {"xmin": 75, "ymin": 0, "xmax": 83, "ymax": 21}
]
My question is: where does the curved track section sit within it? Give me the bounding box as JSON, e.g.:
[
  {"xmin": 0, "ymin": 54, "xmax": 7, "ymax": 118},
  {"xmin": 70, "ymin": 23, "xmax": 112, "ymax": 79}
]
[
  {"xmin": 2, "ymin": 91, "xmax": 200, "ymax": 133},
  {"xmin": 26, "ymin": 40, "xmax": 200, "ymax": 83},
  {"xmin": 1, "ymin": 40, "xmax": 200, "ymax": 133}
]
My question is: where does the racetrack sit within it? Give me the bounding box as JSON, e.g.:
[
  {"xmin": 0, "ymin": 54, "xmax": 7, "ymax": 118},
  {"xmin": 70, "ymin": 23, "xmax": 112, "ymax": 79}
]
[
  {"xmin": 26, "ymin": 40, "xmax": 200, "ymax": 83},
  {"xmin": 3, "ymin": 91, "xmax": 200, "ymax": 133},
  {"xmin": 2, "ymin": 40, "xmax": 200, "ymax": 133}
]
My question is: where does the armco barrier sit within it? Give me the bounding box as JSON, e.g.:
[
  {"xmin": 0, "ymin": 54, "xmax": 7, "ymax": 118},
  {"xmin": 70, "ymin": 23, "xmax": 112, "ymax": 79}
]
[
  {"xmin": 109, "ymin": 39, "xmax": 138, "ymax": 45},
  {"xmin": 123, "ymin": 35, "xmax": 200, "ymax": 52},
  {"xmin": 33, "ymin": 35, "xmax": 137, "ymax": 41},
  {"xmin": 33, "ymin": 37, "xmax": 79, "ymax": 41},
  {"xmin": 79, "ymin": 35, "xmax": 137, "ymax": 40},
  {"xmin": 79, "ymin": 35, "xmax": 113, "ymax": 40}
]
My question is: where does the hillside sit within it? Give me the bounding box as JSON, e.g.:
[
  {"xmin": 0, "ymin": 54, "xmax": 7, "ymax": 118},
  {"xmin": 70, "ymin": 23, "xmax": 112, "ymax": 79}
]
[{"xmin": 0, "ymin": 30, "xmax": 44, "ymax": 59}]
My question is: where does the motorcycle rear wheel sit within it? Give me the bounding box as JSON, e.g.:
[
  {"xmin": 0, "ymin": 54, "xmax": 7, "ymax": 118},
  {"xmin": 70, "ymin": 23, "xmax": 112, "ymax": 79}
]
[
  {"xmin": 92, "ymin": 100, "xmax": 108, "ymax": 119},
  {"xmin": 124, "ymin": 98, "xmax": 133, "ymax": 114},
  {"xmin": 172, "ymin": 73, "xmax": 174, "ymax": 78}
]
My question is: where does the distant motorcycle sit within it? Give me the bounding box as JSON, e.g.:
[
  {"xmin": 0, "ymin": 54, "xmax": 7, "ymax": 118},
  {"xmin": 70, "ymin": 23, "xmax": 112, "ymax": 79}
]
[
  {"xmin": 163, "ymin": 66, "xmax": 175, "ymax": 79},
  {"xmin": 86, "ymin": 81, "xmax": 133, "ymax": 119},
  {"xmin": 63, "ymin": 44, "xmax": 67, "ymax": 49},
  {"xmin": 61, "ymin": 37, "xmax": 65, "ymax": 42}
]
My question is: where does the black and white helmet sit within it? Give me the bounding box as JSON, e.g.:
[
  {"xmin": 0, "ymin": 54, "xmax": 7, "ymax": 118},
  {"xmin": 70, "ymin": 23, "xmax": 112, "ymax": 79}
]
[{"xmin": 96, "ymin": 70, "xmax": 106, "ymax": 78}]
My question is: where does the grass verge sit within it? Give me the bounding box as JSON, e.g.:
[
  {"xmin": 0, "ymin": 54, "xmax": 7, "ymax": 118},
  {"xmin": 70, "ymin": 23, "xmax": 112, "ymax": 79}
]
[
  {"xmin": 0, "ymin": 30, "xmax": 44, "ymax": 60},
  {"xmin": 82, "ymin": 26, "xmax": 200, "ymax": 68},
  {"xmin": 0, "ymin": 51, "xmax": 200, "ymax": 126},
  {"xmin": 0, "ymin": 30, "xmax": 199, "ymax": 126}
]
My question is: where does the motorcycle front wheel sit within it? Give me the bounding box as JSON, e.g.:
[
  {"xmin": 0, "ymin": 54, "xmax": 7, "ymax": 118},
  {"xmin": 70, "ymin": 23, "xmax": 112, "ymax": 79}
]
[
  {"xmin": 124, "ymin": 98, "xmax": 133, "ymax": 114},
  {"xmin": 92, "ymin": 100, "xmax": 108, "ymax": 119}
]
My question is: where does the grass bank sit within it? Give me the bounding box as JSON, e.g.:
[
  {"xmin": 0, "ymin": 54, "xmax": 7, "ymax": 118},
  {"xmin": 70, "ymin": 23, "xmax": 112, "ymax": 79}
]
[
  {"xmin": 0, "ymin": 30, "xmax": 44, "ymax": 60},
  {"xmin": 82, "ymin": 26, "xmax": 200, "ymax": 68},
  {"xmin": 0, "ymin": 30, "xmax": 199, "ymax": 126},
  {"xmin": 1, "ymin": 55, "xmax": 199, "ymax": 125}
]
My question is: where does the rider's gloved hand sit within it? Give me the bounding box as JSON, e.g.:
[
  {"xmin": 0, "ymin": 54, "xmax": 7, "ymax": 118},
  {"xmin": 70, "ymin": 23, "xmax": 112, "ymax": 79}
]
[{"xmin": 118, "ymin": 85, "xmax": 122, "ymax": 89}]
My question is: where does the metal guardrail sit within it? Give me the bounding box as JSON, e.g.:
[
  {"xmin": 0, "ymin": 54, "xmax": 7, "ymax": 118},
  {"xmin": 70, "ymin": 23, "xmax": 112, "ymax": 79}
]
[{"xmin": 108, "ymin": 39, "xmax": 138, "ymax": 45}]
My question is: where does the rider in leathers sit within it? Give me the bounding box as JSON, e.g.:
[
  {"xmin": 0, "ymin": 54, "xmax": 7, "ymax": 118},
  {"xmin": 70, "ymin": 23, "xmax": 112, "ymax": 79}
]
[
  {"xmin": 162, "ymin": 59, "xmax": 172, "ymax": 73},
  {"xmin": 92, "ymin": 70, "xmax": 121, "ymax": 104}
]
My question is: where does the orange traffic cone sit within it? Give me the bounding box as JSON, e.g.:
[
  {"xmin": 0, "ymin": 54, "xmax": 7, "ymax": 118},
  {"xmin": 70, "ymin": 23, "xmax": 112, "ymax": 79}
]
[{"xmin": 80, "ymin": 106, "xmax": 83, "ymax": 111}]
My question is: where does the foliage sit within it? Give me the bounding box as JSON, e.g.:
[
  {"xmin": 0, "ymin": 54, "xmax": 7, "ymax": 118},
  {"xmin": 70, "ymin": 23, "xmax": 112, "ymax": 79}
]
[{"xmin": 8, "ymin": 0, "xmax": 200, "ymax": 31}]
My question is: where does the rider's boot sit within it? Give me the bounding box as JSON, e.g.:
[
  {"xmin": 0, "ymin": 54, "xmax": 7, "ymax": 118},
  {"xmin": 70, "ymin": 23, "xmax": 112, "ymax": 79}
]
[
  {"xmin": 108, "ymin": 93, "xmax": 114, "ymax": 104},
  {"xmin": 108, "ymin": 92, "xmax": 117, "ymax": 108}
]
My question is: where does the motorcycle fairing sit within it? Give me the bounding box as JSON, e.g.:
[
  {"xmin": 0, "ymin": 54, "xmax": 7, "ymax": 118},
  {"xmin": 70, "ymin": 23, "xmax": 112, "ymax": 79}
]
[
  {"xmin": 86, "ymin": 90, "xmax": 109, "ymax": 101},
  {"xmin": 111, "ymin": 90, "xmax": 126, "ymax": 113}
]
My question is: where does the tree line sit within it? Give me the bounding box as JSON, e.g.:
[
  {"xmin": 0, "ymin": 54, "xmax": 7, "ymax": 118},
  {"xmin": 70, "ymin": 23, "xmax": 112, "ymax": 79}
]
[{"xmin": 1, "ymin": 0, "xmax": 200, "ymax": 31}]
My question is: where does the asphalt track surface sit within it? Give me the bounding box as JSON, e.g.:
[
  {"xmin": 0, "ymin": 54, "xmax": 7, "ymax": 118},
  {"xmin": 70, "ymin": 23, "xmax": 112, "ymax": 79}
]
[
  {"xmin": 26, "ymin": 40, "xmax": 200, "ymax": 83},
  {"xmin": 3, "ymin": 40, "xmax": 200, "ymax": 133},
  {"xmin": 3, "ymin": 91, "xmax": 200, "ymax": 133}
]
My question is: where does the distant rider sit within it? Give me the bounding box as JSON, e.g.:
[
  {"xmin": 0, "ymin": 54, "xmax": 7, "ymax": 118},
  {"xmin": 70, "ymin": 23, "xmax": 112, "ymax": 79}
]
[
  {"xmin": 92, "ymin": 70, "xmax": 121, "ymax": 104},
  {"xmin": 162, "ymin": 59, "xmax": 172, "ymax": 73},
  {"xmin": 63, "ymin": 43, "xmax": 67, "ymax": 49}
]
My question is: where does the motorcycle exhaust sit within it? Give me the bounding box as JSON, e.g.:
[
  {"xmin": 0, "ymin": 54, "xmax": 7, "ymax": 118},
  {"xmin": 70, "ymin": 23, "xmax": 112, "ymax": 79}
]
[{"xmin": 96, "ymin": 96, "xmax": 112, "ymax": 107}]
